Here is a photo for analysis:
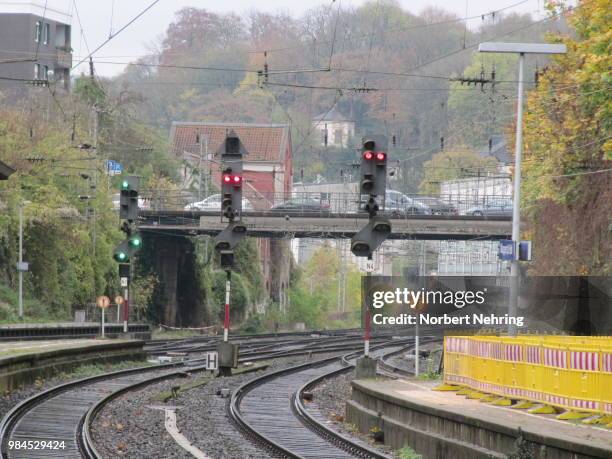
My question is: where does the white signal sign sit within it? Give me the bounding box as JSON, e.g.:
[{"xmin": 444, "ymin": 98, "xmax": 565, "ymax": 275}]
[{"xmin": 204, "ymin": 352, "xmax": 218, "ymax": 370}]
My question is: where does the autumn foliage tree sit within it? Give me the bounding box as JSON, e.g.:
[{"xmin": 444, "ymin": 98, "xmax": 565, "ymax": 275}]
[{"xmin": 521, "ymin": 0, "xmax": 611, "ymax": 274}]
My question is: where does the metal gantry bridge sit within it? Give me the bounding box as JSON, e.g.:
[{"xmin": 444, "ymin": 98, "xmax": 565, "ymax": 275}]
[{"xmin": 136, "ymin": 190, "xmax": 512, "ymax": 241}]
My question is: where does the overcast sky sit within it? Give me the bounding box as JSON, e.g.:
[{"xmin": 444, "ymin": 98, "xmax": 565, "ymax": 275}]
[{"xmin": 36, "ymin": 0, "xmax": 569, "ymax": 76}]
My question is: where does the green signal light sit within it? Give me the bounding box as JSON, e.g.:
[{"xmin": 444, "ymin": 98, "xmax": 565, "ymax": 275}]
[
  {"xmin": 114, "ymin": 251, "xmax": 128, "ymax": 262},
  {"xmin": 129, "ymin": 237, "xmax": 141, "ymax": 248},
  {"xmin": 121, "ymin": 180, "xmax": 129, "ymax": 189}
]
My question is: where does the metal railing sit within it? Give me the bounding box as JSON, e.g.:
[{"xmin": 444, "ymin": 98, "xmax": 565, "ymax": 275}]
[
  {"xmin": 137, "ymin": 190, "xmax": 513, "ymax": 217},
  {"xmin": 75, "ymin": 304, "xmax": 142, "ymax": 323}
]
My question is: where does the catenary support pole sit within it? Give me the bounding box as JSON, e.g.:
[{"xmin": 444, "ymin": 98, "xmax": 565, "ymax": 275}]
[
  {"xmin": 18, "ymin": 204, "xmax": 23, "ymax": 320},
  {"xmin": 508, "ymin": 53, "xmax": 525, "ymax": 337}
]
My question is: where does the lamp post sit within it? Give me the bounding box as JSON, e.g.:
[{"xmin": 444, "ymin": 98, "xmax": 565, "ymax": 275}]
[{"xmin": 478, "ymin": 42, "xmax": 567, "ymax": 336}]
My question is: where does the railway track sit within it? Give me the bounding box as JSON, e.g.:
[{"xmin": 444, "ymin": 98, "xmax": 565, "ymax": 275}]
[
  {"xmin": 229, "ymin": 341, "xmax": 426, "ymax": 459},
  {"xmin": 1, "ymin": 331, "xmax": 441, "ymax": 459},
  {"xmin": 0, "ymin": 333, "xmax": 377, "ymax": 459},
  {"xmin": 230, "ymin": 336, "xmax": 442, "ymax": 459},
  {"xmin": 0, "ymin": 363, "xmax": 189, "ymax": 459}
]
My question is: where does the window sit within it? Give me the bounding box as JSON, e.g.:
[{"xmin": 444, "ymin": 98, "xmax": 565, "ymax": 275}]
[
  {"xmin": 34, "ymin": 63, "xmax": 40, "ymax": 79},
  {"xmin": 35, "ymin": 21, "xmax": 41, "ymax": 43},
  {"xmin": 42, "ymin": 65, "xmax": 48, "ymax": 80},
  {"xmin": 43, "ymin": 23, "xmax": 49, "ymax": 45},
  {"xmin": 333, "ymin": 129, "xmax": 342, "ymax": 145}
]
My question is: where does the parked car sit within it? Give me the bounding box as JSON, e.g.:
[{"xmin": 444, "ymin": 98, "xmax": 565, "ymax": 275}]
[
  {"xmin": 384, "ymin": 190, "xmax": 431, "ymax": 215},
  {"xmin": 270, "ymin": 198, "xmax": 330, "ymax": 213},
  {"xmin": 466, "ymin": 199, "xmax": 513, "ymax": 217},
  {"xmin": 412, "ymin": 196, "xmax": 458, "ymax": 215},
  {"xmin": 184, "ymin": 194, "xmax": 254, "ymax": 211}
]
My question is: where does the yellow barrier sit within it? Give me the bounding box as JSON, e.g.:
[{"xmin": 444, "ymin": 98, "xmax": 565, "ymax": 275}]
[{"xmin": 443, "ymin": 335, "xmax": 612, "ymax": 414}]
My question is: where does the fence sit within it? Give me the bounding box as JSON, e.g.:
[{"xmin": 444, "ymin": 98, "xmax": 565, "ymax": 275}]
[
  {"xmin": 74, "ymin": 303, "xmax": 143, "ymax": 323},
  {"xmin": 444, "ymin": 335, "xmax": 612, "ymax": 414},
  {"xmin": 138, "ymin": 189, "xmax": 512, "ymax": 216}
]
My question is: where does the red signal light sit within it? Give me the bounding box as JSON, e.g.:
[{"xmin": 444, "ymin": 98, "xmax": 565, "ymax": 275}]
[
  {"xmin": 233, "ymin": 175, "xmax": 242, "ymax": 184},
  {"xmin": 376, "ymin": 152, "xmax": 386, "ymax": 161},
  {"xmin": 223, "ymin": 174, "xmax": 231, "ymax": 183},
  {"xmin": 363, "ymin": 151, "xmax": 374, "ymax": 160}
]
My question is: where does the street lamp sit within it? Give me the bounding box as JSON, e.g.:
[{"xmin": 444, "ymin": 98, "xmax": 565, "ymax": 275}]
[{"xmin": 479, "ymin": 42, "xmax": 567, "ymax": 336}]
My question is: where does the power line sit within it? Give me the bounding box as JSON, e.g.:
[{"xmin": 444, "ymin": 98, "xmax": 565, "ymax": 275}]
[
  {"xmin": 72, "ymin": 0, "xmax": 162, "ymax": 70},
  {"xmin": 72, "ymin": 0, "xmax": 92, "ymax": 56},
  {"xmin": 34, "ymin": 0, "xmax": 49, "ymax": 61},
  {"xmin": 539, "ymin": 167, "xmax": 612, "ymax": 178}
]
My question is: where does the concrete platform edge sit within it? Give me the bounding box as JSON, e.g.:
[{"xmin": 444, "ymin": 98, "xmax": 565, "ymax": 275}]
[
  {"xmin": 0, "ymin": 340, "xmax": 146, "ymax": 392},
  {"xmin": 347, "ymin": 379, "xmax": 612, "ymax": 459}
]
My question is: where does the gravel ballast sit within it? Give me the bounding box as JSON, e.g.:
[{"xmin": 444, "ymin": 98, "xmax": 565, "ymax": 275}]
[
  {"xmin": 91, "ymin": 354, "xmax": 343, "ymax": 459},
  {"xmin": 310, "ymin": 370, "xmax": 399, "ymax": 458},
  {"xmin": 0, "ymin": 360, "xmax": 152, "ymax": 419}
]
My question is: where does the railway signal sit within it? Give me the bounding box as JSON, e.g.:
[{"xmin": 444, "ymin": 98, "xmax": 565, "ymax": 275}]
[
  {"xmin": 113, "ymin": 240, "xmax": 130, "ymax": 263},
  {"xmin": 119, "ymin": 176, "xmax": 139, "ymax": 221},
  {"xmin": 353, "ymin": 136, "xmax": 391, "ymax": 368},
  {"xmin": 113, "ymin": 232, "xmax": 142, "ymax": 263},
  {"xmin": 351, "ymin": 217, "xmax": 392, "ymax": 258},
  {"xmin": 115, "ymin": 176, "xmax": 141, "ymax": 333},
  {"xmin": 353, "ymin": 136, "xmax": 391, "ymax": 257},
  {"xmin": 214, "ymin": 131, "xmax": 249, "ymax": 376},
  {"xmin": 221, "ymin": 170, "xmax": 243, "ymax": 220},
  {"xmin": 215, "ymin": 131, "xmax": 248, "ymax": 266},
  {"xmin": 359, "ymin": 138, "xmax": 387, "ymax": 200}
]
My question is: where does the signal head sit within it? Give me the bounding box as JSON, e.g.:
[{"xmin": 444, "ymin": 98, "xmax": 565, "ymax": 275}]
[
  {"xmin": 215, "ymin": 241, "xmax": 230, "ymax": 251},
  {"xmin": 121, "ymin": 180, "xmax": 129, "ymax": 190},
  {"xmin": 363, "ymin": 139, "xmax": 375, "ymax": 151},
  {"xmin": 233, "ymin": 175, "xmax": 242, "ymax": 185},
  {"xmin": 376, "ymin": 152, "xmax": 386, "ymax": 161},
  {"xmin": 351, "ymin": 241, "xmax": 371, "ymax": 257},
  {"xmin": 363, "ymin": 151, "xmax": 374, "ymax": 160},
  {"xmin": 373, "ymin": 221, "xmax": 391, "ymax": 234},
  {"xmin": 223, "ymin": 174, "xmax": 232, "ymax": 184},
  {"xmin": 129, "ymin": 235, "xmax": 142, "ymax": 248}
]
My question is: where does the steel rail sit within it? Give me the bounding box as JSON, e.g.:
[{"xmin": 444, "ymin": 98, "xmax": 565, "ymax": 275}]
[
  {"xmin": 0, "ymin": 362, "xmax": 180, "ymax": 459},
  {"xmin": 293, "ymin": 337, "xmax": 442, "ymax": 457},
  {"xmin": 2, "ymin": 333, "xmax": 373, "ymax": 458},
  {"xmin": 228, "ymin": 341, "xmax": 414, "ymax": 459}
]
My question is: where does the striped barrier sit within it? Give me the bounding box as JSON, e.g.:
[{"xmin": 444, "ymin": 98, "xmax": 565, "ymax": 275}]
[{"xmin": 443, "ymin": 335, "xmax": 612, "ymax": 415}]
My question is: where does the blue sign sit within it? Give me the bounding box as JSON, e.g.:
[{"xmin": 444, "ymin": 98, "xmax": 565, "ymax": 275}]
[
  {"xmin": 498, "ymin": 240, "xmax": 515, "ymax": 261},
  {"xmin": 518, "ymin": 241, "xmax": 532, "ymax": 261},
  {"xmin": 105, "ymin": 160, "xmax": 123, "ymax": 176}
]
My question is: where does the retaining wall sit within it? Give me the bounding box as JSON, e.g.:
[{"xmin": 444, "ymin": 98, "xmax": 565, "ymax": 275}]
[{"xmin": 0, "ymin": 340, "xmax": 145, "ymax": 392}]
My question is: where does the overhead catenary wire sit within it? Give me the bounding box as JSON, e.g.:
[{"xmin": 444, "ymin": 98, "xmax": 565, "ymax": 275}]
[
  {"xmin": 72, "ymin": 0, "xmax": 162, "ymax": 70},
  {"xmin": 34, "ymin": 0, "xmax": 49, "ymax": 61}
]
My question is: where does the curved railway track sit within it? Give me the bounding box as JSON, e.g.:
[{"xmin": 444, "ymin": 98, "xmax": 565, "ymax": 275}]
[
  {"xmin": 229, "ymin": 339, "xmax": 441, "ymax": 459},
  {"xmin": 1, "ymin": 332, "xmax": 441, "ymax": 459},
  {"xmin": 0, "ymin": 333, "xmax": 385, "ymax": 459},
  {"xmin": 0, "ymin": 363, "xmax": 188, "ymax": 459}
]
